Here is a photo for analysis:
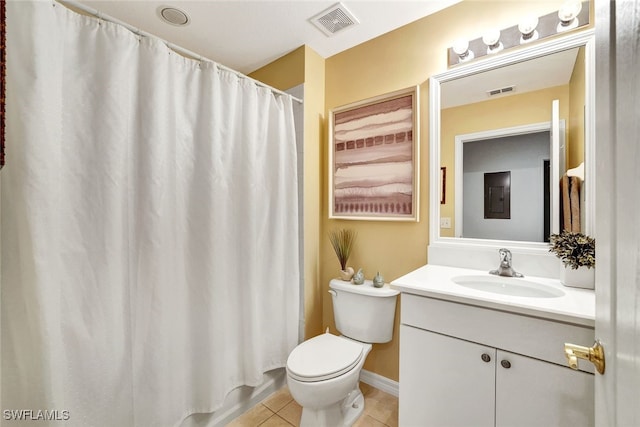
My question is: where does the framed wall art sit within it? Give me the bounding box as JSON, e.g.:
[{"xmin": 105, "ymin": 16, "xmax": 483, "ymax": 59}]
[{"xmin": 328, "ymin": 86, "xmax": 419, "ymax": 221}]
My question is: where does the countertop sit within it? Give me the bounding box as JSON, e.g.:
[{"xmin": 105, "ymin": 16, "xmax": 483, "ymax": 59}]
[{"xmin": 390, "ymin": 264, "xmax": 595, "ymax": 327}]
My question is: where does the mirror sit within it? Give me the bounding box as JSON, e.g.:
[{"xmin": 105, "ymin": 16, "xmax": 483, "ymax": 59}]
[{"xmin": 429, "ymin": 30, "xmax": 595, "ymax": 251}]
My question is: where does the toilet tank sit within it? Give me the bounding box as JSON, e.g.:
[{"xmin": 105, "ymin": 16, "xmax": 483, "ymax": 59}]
[{"xmin": 329, "ymin": 279, "xmax": 400, "ymax": 343}]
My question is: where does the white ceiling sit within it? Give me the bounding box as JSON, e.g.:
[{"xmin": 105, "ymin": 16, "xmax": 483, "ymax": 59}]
[
  {"xmin": 441, "ymin": 47, "xmax": 580, "ymax": 109},
  {"xmin": 74, "ymin": 0, "xmax": 461, "ymax": 75}
]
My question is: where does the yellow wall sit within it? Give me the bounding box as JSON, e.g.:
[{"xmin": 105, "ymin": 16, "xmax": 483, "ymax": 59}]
[
  {"xmin": 249, "ymin": 46, "xmax": 326, "ymax": 339},
  {"xmin": 322, "ymin": 0, "xmax": 568, "ymax": 382},
  {"xmin": 300, "ymin": 47, "xmax": 326, "ymax": 339},
  {"xmin": 439, "ymin": 85, "xmax": 571, "ymax": 237},
  {"xmin": 249, "ymin": 46, "xmax": 305, "ymax": 91},
  {"xmin": 253, "ymin": 0, "xmax": 588, "ymax": 382},
  {"xmin": 568, "ymin": 46, "xmax": 586, "ymax": 169}
]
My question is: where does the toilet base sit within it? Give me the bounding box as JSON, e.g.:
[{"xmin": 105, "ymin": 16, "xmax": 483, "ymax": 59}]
[
  {"xmin": 299, "ymin": 386, "xmax": 365, "ymax": 427},
  {"xmin": 342, "ymin": 387, "xmax": 365, "ymax": 426}
]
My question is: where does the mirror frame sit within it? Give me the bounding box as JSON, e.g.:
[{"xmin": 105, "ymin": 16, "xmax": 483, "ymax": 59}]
[{"xmin": 429, "ymin": 29, "xmax": 595, "ymax": 255}]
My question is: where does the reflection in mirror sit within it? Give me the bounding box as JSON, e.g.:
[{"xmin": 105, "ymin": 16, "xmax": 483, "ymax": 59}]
[
  {"xmin": 461, "ymin": 128, "xmax": 553, "ymax": 242},
  {"xmin": 434, "ymin": 36, "xmax": 592, "ymax": 246},
  {"xmin": 429, "ymin": 30, "xmax": 595, "ymax": 252}
]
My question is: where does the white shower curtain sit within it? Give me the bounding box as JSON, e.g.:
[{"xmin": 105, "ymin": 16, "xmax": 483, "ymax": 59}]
[{"xmin": 2, "ymin": 2, "xmax": 299, "ymax": 426}]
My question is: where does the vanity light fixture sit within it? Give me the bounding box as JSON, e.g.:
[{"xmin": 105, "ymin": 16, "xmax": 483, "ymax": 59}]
[
  {"xmin": 518, "ymin": 16, "xmax": 539, "ymax": 44},
  {"xmin": 557, "ymin": 1, "xmax": 582, "ymax": 32},
  {"xmin": 452, "ymin": 39, "xmax": 474, "ymax": 63},
  {"xmin": 446, "ymin": 1, "xmax": 588, "ymax": 67},
  {"xmin": 482, "ymin": 29, "xmax": 503, "ymax": 55}
]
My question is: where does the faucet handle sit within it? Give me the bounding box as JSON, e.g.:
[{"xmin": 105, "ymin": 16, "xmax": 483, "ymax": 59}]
[
  {"xmin": 498, "ymin": 248, "xmax": 511, "ymax": 257},
  {"xmin": 498, "ymin": 248, "xmax": 512, "ymax": 264},
  {"xmin": 490, "ymin": 248, "xmax": 524, "ymax": 278}
]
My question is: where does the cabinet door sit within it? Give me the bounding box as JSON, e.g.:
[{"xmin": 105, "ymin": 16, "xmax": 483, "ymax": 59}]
[
  {"xmin": 399, "ymin": 325, "xmax": 496, "ymax": 427},
  {"xmin": 496, "ymin": 350, "xmax": 594, "ymax": 427}
]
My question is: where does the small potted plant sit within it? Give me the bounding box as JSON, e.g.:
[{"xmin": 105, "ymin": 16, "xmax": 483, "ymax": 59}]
[
  {"xmin": 549, "ymin": 231, "xmax": 595, "ymax": 289},
  {"xmin": 328, "ymin": 228, "xmax": 357, "ymax": 281}
]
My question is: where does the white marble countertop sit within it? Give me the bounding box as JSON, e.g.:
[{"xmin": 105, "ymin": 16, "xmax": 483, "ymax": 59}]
[{"xmin": 390, "ymin": 264, "xmax": 595, "ymax": 327}]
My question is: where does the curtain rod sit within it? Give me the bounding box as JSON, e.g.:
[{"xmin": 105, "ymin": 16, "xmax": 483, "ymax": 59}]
[{"xmin": 56, "ymin": 0, "xmax": 303, "ymax": 104}]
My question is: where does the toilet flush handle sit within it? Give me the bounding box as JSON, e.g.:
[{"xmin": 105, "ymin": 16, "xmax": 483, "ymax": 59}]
[{"xmin": 328, "ymin": 289, "xmax": 337, "ymax": 297}]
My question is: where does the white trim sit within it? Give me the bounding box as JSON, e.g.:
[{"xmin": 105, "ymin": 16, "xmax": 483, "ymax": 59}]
[
  {"xmin": 211, "ymin": 371, "xmax": 286, "ymax": 427},
  {"xmin": 550, "ymin": 101, "xmax": 561, "ymax": 236},
  {"xmin": 453, "ymin": 121, "xmax": 557, "ymax": 238},
  {"xmin": 582, "ymin": 33, "xmax": 596, "ymax": 237},
  {"xmin": 359, "ymin": 369, "xmax": 399, "ymax": 398},
  {"xmin": 433, "ymin": 29, "xmax": 595, "ymax": 85},
  {"xmin": 429, "ymin": 74, "xmax": 442, "ymax": 246}
]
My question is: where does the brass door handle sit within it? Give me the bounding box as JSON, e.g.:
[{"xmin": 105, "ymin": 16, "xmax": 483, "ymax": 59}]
[{"xmin": 564, "ymin": 340, "xmax": 605, "ymax": 374}]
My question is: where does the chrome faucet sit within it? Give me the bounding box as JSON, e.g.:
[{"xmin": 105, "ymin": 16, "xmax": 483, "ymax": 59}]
[{"xmin": 489, "ymin": 248, "xmax": 524, "ymax": 278}]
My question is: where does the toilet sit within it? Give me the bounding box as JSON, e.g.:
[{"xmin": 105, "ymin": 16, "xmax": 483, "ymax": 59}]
[{"xmin": 286, "ymin": 278, "xmax": 400, "ymax": 427}]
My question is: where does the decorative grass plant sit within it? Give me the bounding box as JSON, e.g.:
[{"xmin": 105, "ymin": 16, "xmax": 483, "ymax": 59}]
[
  {"xmin": 328, "ymin": 228, "xmax": 357, "ymax": 271},
  {"xmin": 549, "ymin": 231, "xmax": 595, "ymax": 269}
]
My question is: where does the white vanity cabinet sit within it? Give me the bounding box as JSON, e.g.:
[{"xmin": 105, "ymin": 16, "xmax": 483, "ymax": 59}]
[
  {"xmin": 494, "ymin": 349, "xmax": 593, "ymax": 426},
  {"xmin": 400, "ymin": 324, "xmax": 495, "ymax": 426},
  {"xmin": 399, "ymin": 293, "xmax": 595, "ymax": 427}
]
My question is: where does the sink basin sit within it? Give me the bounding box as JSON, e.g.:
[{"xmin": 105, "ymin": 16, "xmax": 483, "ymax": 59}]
[{"xmin": 451, "ymin": 275, "xmax": 565, "ymax": 298}]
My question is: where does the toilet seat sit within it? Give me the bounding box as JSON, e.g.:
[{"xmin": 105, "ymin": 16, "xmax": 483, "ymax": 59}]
[{"xmin": 286, "ymin": 333, "xmax": 364, "ymax": 382}]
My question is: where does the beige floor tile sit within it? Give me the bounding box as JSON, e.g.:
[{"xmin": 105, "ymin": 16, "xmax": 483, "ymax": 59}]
[
  {"xmin": 363, "ymin": 388, "xmax": 398, "ymax": 426},
  {"xmin": 353, "ymin": 414, "xmax": 388, "ymax": 427},
  {"xmin": 277, "ymin": 400, "xmax": 302, "ymax": 427},
  {"xmin": 226, "ymin": 404, "xmax": 274, "ymax": 427},
  {"xmin": 259, "ymin": 414, "xmax": 294, "ymax": 427},
  {"xmin": 385, "ymin": 403, "xmax": 399, "ymax": 427},
  {"xmin": 262, "ymin": 386, "xmax": 294, "ymax": 413},
  {"xmin": 228, "ymin": 383, "xmax": 398, "ymax": 427}
]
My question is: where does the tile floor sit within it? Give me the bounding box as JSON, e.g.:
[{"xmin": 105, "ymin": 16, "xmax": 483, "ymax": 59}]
[{"xmin": 226, "ymin": 382, "xmax": 398, "ymax": 427}]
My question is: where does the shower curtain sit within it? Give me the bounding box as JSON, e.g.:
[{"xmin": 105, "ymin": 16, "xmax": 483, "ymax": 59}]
[{"xmin": 2, "ymin": 2, "xmax": 299, "ymax": 426}]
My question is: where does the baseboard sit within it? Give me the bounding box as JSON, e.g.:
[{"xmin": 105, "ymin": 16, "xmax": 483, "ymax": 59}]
[
  {"xmin": 359, "ymin": 369, "xmax": 399, "ymax": 397},
  {"xmin": 211, "ymin": 368, "xmax": 398, "ymax": 426},
  {"xmin": 212, "ymin": 370, "xmax": 286, "ymax": 427}
]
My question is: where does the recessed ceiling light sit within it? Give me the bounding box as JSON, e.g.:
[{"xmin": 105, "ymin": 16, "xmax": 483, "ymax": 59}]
[{"xmin": 157, "ymin": 6, "xmax": 190, "ymax": 27}]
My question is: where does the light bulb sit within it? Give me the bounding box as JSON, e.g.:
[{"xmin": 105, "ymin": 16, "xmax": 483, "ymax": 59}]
[
  {"xmin": 482, "ymin": 29, "xmax": 503, "ymax": 54},
  {"xmin": 519, "ymin": 16, "xmax": 539, "ymax": 43},
  {"xmin": 557, "ymin": 1, "xmax": 582, "ymax": 32},
  {"xmin": 452, "ymin": 39, "xmax": 469, "ymax": 56},
  {"xmin": 452, "ymin": 39, "xmax": 474, "ymax": 62},
  {"xmin": 482, "ymin": 29, "xmax": 500, "ymax": 46}
]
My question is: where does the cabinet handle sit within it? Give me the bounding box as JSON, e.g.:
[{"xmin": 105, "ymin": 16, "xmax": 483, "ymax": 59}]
[
  {"xmin": 481, "ymin": 353, "xmax": 491, "ymax": 363},
  {"xmin": 501, "ymin": 360, "xmax": 511, "ymax": 369}
]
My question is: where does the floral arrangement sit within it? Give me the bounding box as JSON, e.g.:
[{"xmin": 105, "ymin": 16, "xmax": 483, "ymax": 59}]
[
  {"xmin": 549, "ymin": 231, "xmax": 595, "ymax": 269},
  {"xmin": 328, "ymin": 228, "xmax": 357, "ymax": 271}
]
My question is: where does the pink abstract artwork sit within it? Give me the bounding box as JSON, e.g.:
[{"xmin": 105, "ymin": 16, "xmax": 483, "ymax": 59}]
[{"xmin": 330, "ymin": 88, "xmax": 418, "ymax": 221}]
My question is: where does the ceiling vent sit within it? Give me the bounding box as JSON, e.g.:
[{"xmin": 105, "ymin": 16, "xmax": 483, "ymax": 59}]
[
  {"xmin": 310, "ymin": 3, "xmax": 359, "ymax": 37},
  {"xmin": 487, "ymin": 85, "xmax": 516, "ymax": 97},
  {"xmin": 158, "ymin": 6, "xmax": 190, "ymax": 26}
]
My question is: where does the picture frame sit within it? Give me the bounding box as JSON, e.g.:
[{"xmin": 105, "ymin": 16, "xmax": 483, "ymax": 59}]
[
  {"xmin": 328, "ymin": 86, "xmax": 419, "ymax": 221},
  {"xmin": 440, "ymin": 167, "xmax": 446, "ymax": 205}
]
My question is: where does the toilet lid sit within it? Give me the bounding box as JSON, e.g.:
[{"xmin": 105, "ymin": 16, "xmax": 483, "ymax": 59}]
[{"xmin": 286, "ymin": 334, "xmax": 364, "ymax": 382}]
